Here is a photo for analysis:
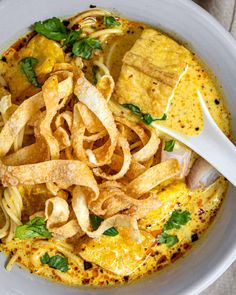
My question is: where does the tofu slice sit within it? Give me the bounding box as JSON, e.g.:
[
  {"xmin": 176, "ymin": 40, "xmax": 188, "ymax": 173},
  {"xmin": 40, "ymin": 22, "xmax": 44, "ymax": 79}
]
[
  {"xmin": 4, "ymin": 35, "xmax": 65, "ymax": 101},
  {"xmin": 114, "ymin": 29, "xmax": 190, "ymax": 116},
  {"xmin": 78, "ymin": 228, "xmax": 154, "ymax": 276}
]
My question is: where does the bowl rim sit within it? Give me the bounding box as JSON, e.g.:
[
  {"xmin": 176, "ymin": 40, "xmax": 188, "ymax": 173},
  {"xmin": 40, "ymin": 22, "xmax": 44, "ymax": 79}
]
[{"xmin": 1, "ymin": 0, "xmax": 236, "ymax": 294}]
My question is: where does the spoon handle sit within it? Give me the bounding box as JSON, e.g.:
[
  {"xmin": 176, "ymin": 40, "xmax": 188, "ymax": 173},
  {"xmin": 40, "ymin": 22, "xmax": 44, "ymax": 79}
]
[{"xmin": 190, "ymin": 91, "xmax": 236, "ymax": 186}]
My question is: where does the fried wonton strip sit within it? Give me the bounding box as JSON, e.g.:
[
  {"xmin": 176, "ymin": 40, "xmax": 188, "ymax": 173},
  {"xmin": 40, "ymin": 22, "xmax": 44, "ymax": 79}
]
[
  {"xmin": 0, "ymin": 94, "xmax": 11, "ymax": 123},
  {"xmin": 71, "ymin": 103, "xmax": 87, "ymax": 162},
  {"xmin": 124, "ymin": 193, "xmax": 161, "ymax": 219},
  {"xmin": 55, "ymin": 111, "xmax": 73, "ymax": 131},
  {"xmin": 96, "ymin": 75, "xmax": 115, "ymax": 101},
  {"xmin": 2, "ymin": 143, "xmax": 47, "ymax": 166},
  {"xmin": 0, "ymin": 74, "xmax": 73, "ymax": 158},
  {"xmin": 51, "ymin": 219, "xmax": 83, "ymax": 240},
  {"xmin": 93, "ymin": 135, "xmax": 131, "ymax": 180},
  {"xmin": 109, "ymin": 154, "xmax": 146, "ymax": 179},
  {"xmin": 132, "ymin": 127, "xmax": 160, "ymax": 162},
  {"xmin": 126, "ymin": 160, "xmax": 146, "ymax": 179},
  {"xmin": 53, "ymin": 127, "xmax": 71, "ymax": 151},
  {"xmin": 83, "ymin": 130, "xmax": 107, "ymax": 142},
  {"xmin": 91, "ymin": 185, "xmax": 161, "ymax": 219},
  {"xmin": 127, "ymin": 159, "xmax": 180, "ymax": 197},
  {"xmin": 74, "ymin": 75, "xmax": 118, "ymax": 166},
  {"xmin": 46, "ymin": 181, "xmax": 59, "ymax": 196},
  {"xmin": 44, "ymin": 197, "xmax": 82, "ymax": 239},
  {"xmin": 115, "ymin": 117, "xmax": 148, "ymax": 145},
  {"xmin": 13, "ymin": 126, "xmax": 25, "ymax": 152},
  {"xmin": 77, "ymin": 103, "xmax": 103, "ymax": 134},
  {"xmin": 40, "ymin": 74, "xmax": 73, "ymax": 159},
  {"xmin": 45, "ymin": 197, "xmax": 70, "ymax": 228},
  {"xmin": 40, "ymin": 77, "xmax": 60, "ymax": 159},
  {"xmin": 0, "ymin": 160, "xmax": 99, "ymax": 199},
  {"xmin": 72, "ymin": 186, "xmax": 142, "ymax": 243},
  {"xmin": 0, "ymin": 93, "xmax": 44, "ymax": 158}
]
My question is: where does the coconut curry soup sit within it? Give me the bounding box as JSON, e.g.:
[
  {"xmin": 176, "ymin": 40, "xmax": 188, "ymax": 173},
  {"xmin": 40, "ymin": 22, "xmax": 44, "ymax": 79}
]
[{"xmin": 0, "ymin": 8, "xmax": 230, "ymax": 287}]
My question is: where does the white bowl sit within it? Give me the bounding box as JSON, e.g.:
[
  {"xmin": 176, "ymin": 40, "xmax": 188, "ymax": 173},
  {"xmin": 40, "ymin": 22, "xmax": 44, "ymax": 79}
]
[{"xmin": 1, "ymin": 0, "xmax": 236, "ymax": 294}]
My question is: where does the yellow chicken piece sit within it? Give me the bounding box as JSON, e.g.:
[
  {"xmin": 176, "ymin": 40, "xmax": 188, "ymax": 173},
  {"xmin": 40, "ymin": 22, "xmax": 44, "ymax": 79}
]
[
  {"xmin": 114, "ymin": 29, "xmax": 190, "ymax": 116},
  {"xmin": 79, "ymin": 228, "xmax": 154, "ymax": 276},
  {"xmin": 4, "ymin": 35, "xmax": 64, "ymax": 101}
]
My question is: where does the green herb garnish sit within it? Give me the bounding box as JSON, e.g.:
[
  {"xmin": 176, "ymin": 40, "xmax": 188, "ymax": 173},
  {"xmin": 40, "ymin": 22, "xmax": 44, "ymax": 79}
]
[
  {"xmin": 41, "ymin": 252, "xmax": 69, "ymax": 272},
  {"xmin": 158, "ymin": 232, "xmax": 179, "ymax": 247},
  {"xmin": 142, "ymin": 113, "xmax": 167, "ymax": 125},
  {"xmin": 15, "ymin": 217, "xmax": 52, "ymax": 239},
  {"xmin": 122, "ymin": 103, "xmax": 167, "ymax": 125},
  {"xmin": 19, "ymin": 57, "xmax": 41, "ymax": 88},
  {"xmin": 103, "ymin": 16, "xmax": 121, "ymax": 28},
  {"xmin": 164, "ymin": 210, "xmax": 191, "ymax": 232},
  {"xmin": 157, "ymin": 210, "xmax": 191, "ymax": 248},
  {"xmin": 72, "ymin": 38, "xmax": 102, "ymax": 60},
  {"xmin": 90, "ymin": 214, "xmax": 119, "ymax": 236},
  {"xmin": 34, "ymin": 17, "xmax": 68, "ymax": 41},
  {"xmin": 122, "ymin": 103, "xmax": 141, "ymax": 115},
  {"xmin": 164, "ymin": 139, "xmax": 176, "ymax": 152},
  {"xmin": 92, "ymin": 65, "xmax": 99, "ymax": 85},
  {"xmin": 63, "ymin": 30, "xmax": 82, "ymax": 48}
]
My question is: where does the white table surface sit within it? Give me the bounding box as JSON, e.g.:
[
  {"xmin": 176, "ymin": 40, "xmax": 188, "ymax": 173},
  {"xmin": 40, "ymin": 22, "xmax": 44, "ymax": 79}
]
[{"xmin": 194, "ymin": 1, "xmax": 236, "ymax": 294}]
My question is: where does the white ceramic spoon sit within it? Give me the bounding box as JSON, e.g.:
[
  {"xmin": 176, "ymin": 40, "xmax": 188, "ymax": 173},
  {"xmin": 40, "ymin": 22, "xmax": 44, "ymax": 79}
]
[{"xmin": 152, "ymin": 90, "xmax": 236, "ymax": 186}]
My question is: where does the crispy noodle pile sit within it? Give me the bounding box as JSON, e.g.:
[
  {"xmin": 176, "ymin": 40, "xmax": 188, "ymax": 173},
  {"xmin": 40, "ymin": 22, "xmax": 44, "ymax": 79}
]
[{"xmin": 0, "ymin": 62, "xmax": 181, "ymax": 244}]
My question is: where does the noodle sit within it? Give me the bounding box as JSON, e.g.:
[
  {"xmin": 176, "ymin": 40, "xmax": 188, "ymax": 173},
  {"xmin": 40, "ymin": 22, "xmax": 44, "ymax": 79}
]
[
  {"xmin": 89, "ymin": 28, "xmax": 123, "ymax": 39},
  {"xmin": 5, "ymin": 251, "xmax": 19, "ymax": 271},
  {"xmin": 0, "ymin": 190, "xmax": 10, "ymax": 238},
  {"xmin": 68, "ymin": 9, "xmax": 112, "ymax": 29},
  {"xmin": 93, "ymin": 60, "xmax": 110, "ymax": 76}
]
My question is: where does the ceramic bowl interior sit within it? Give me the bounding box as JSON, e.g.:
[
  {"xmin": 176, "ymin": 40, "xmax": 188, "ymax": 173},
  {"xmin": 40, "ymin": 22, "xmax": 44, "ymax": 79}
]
[{"xmin": 1, "ymin": 0, "xmax": 236, "ymax": 294}]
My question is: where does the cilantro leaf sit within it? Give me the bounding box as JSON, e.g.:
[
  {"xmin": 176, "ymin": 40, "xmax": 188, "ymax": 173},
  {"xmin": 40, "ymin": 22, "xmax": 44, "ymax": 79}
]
[
  {"xmin": 121, "ymin": 103, "xmax": 167, "ymax": 125},
  {"xmin": 15, "ymin": 217, "xmax": 52, "ymax": 239},
  {"xmin": 41, "ymin": 252, "xmax": 50, "ymax": 264},
  {"xmin": 41, "ymin": 252, "xmax": 69, "ymax": 272},
  {"xmin": 164, "ymin": 139, "xmax": 176, "ymax": 152},
  {"xmin": 142, "ymin": 113, "xmax": 167, "ymax": 125},
  {"xmin": 92, "ymin": 65, "xmax": 99, "ymax": 85},
  {"xmin": 103, "ymin": 16, "xmax": 121, "ymax": 28},
  {"xmin": 19, "ymin": 57, "xmax": 41, "ymax": 88},
  {"xmin": 72, "ymin": 38, "xmax": 102, "ymax": 60},
  {"xmin": 63, "ymin": 30, "xmax": 82, "ymax": 48},
  {"xmin": 90, "ymin": 214, "xmax": 102, "ymax": 231},
  {"xmin": 90, "ymin": 214, "xmax": 119, "ymax": 236},
  {"xmin": 34, "ymin": 17, "xmax": 68, "ymax": 41},
  {"xmin": 164, "ymin": 210, "xmax": 191, "ymax": 231},
  {"xmin": 103, "ymin": 227, "xmax": 119, "ymax": 237},
  {"xmin": 158, "ymin": 232, "xmax": 179, "ymax": 247},
  {"xmin": 122, "ymin": 103, "xmax": 141, "ymax": 116}
]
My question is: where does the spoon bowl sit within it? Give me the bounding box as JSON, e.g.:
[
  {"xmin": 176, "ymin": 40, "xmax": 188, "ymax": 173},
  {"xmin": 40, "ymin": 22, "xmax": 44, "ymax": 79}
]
[{"xmin": 153, "ymin": 90, "xmax": 236, "ymax": 186}]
